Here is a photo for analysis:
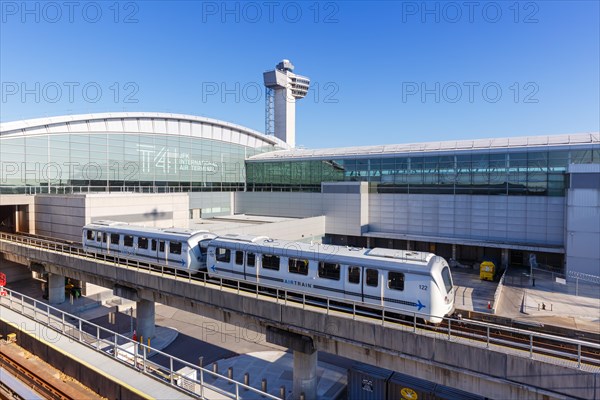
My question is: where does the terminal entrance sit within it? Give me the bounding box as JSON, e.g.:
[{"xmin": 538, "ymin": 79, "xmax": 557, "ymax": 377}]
[
  {"xmin": 326, "ymin": 233, "xmax": 564, "ymax": 273},
  {"xmin": 0, "ymin": 205, "xmax": 30, "ymax": 233}
]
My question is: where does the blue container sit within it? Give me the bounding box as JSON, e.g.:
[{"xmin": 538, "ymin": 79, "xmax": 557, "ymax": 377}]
[{"xmin": 347, "ymin": 363, "xmax": 393, "ymax": 400}]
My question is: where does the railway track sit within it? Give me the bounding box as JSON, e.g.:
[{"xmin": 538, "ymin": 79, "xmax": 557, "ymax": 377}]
[
  {"xmin": 0, "ymin": 349, "xmax": 71, "ymax": 400},
  {"xmin": 3, "ymin": 231, "xmax": 600, "ymax": 369}
]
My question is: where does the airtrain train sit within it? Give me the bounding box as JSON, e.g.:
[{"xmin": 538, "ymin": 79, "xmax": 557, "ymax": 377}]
[
  {"xmin": 82, "ymin": 222, "xmax": 455, "ymax": 323},
  {"xmin": 82, "ymin": 221, "xmax": 216, "ymax": 270}
]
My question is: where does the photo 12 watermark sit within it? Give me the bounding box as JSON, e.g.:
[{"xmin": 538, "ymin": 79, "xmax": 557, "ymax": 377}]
[
  {"xmin": 201, "ymin": 81, "xmax": 339, "ymax": 104},
  {"xmin": 1, "ymin": 82, "xmax": 140, "ymax": 104},
  {"xmin": 400, "ymin": 1, "xmax": 539, "ymax": 24},
  {"xmin": 1, "ymin": 1, "xmax": 140, "ymax": 23},
  {"xmin": 200, "ymin": 1, "xmax": 339, "ymax": 24},
  {"xmin": 401, "ymin": 81, "xmax": 540, "ymax": 104}
]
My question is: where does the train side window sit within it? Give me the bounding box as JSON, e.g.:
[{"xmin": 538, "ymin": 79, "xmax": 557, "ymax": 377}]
[
  {"xmin": 366, "ymin": 269, "xmax": 378, "ymax": 287},
  {"xmin": 138, "ymin": 237, "xmax": 148, "ymax": 250},
  {"xmin": 216, "ymin": 248, "xmax": 231, "ymax": 263},
  {"xmin": 102, "ymin": 233, "xmax": 108, "ymax": 243},
  {"xmin": 318, "ymin": 262, "xmax": 340, "ymax": 280},
  {"xmin": 289, "ymin": 258, "xmax": 309, "ymax": 275},
  {"xmin": 124, "ymin": 235, "xmax": 134, "ymax": 247},
  {"xmin": 348, "ymin": 266, "xmax": 361, "ymax": 284},
  {"xmin": 246, "ymin": 253, "xmax": 256, "ymax": 267},
  {"xmin": 262, "ymin": 254, "xmax": 280, "ymax": 271},
  {"xmin": 170, "ymin": 242, "xmax": 182, "ymax": 255},
  {"xmin": 235, "ymin": 251, "xmax": 244, "ymax": 265},
  {"xmin": 110, "ymin": 234, "xmax": 120, "ymax": 245},
  {"xmin": 86, "ymin": 230, "xmax": 94, "ymax": 240},
  {"xmin": 96, "ymin": 232, "xmax": 102, "ymax": 242},
  {"xmin": 159, "ymin": 241, "xmax": 165, "ymax": 253},
  {"xmin": 388, "ymin": 272, "xmax": 405, "ymax": 291},
  {"xmin": 151, "ymin": 240, "xmax": 157, "ymax": 251}
]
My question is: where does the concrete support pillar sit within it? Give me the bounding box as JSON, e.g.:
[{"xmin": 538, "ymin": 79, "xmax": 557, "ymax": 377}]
[
  {"xmin": 452, "ymin": 244, "xmax": 457, "ymax": 260},
  {"xmin": 501, "ymin": 248, "xmax": 509, "ymax": 268},
  {"xmin": 407, "ymin": 241, "xmax": 412, "ymax": 251},
  {"xmin": 293, "ymin": 349, "xmax": 317, "ymax": 400},
  {"xmin": 47, "ymin": 273, "xmax": 65, "ymax": 304},
  {"xmin": 136, "ymin": 299, "xmax": 155, "ymax": 341}
]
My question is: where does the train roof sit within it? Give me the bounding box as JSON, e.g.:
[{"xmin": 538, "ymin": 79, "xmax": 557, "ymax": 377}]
[
  {"xmin": 209, "ymin": 235, "xmax": 438, "ymax": 273},
  {"xmin": 84, "ymin": 222, "xmax": 215, "ymax": 241}
]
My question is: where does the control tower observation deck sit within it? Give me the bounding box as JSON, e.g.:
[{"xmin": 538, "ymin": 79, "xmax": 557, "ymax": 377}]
[{"xmin": 263, "ymin": 59, "xmax": 310, "ymax": 148}]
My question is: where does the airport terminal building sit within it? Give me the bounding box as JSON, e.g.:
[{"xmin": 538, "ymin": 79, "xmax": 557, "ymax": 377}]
[{"xmin": 1, "ymin": 62, "xmax": 599, "ymax": 278}]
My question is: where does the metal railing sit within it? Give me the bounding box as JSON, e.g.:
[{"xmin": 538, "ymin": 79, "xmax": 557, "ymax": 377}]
[
  {"xmin": 0, "ymin": 288, "xmax": 281, "ymax": 400},
  {"xmin": 1, "ymin": 232, "xmax": 599, "ymax": 371}
]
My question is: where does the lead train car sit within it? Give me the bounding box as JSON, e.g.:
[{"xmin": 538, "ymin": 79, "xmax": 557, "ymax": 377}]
[
  {"xmin": 82, "ymin": 221, "xmax": 216, "ymax": 272},
  {"xmin": 206, "ymin": 234, "xmax": 455, "ymax": 323}
]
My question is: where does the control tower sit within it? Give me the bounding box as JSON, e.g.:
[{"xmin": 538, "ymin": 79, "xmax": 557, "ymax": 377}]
[{"xmin": 263, "ymin": 60, "xmax": 310, "ymax": 148}]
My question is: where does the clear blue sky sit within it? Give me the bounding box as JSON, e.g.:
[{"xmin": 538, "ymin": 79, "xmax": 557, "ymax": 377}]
[{"xmin": 1, "ymin": 1, "xmax": 598, "ymax": 148}]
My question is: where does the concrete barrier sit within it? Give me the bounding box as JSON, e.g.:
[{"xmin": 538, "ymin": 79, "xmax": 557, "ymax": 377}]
[{"xmin": 492, "ymin": 266, "xmax": 508, "ymax": 314}]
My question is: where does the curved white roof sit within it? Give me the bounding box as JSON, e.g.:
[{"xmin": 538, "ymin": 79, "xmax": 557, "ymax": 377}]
[
  {"xmin": 249, "ymin": 132, "xmax": 600, "ymax": 161},
  {"xmin": 0, "ymin": 112, "xmax": 290, "ymax": 150}
]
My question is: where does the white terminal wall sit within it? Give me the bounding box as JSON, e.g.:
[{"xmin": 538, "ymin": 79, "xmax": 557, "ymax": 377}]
[
  {"xmin": 565, "ymin": 164, "xmax": 600, "ymax": 276},
  {"xmin": 34, "ymin": 193, "xmax": 189, "ymax": 242},
  {"xmin": 235, "ymin": 184, "xmax": 564, "ymax": 247}
]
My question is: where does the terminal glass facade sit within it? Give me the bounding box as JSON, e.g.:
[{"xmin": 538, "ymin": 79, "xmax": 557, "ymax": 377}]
[
  {"xmin": 246, "ymin": 146, "xmax": 600, "ymax": 195},
  {"xmin": 0, "ymin": 133, "xmax": 274, "ymax": 194}
]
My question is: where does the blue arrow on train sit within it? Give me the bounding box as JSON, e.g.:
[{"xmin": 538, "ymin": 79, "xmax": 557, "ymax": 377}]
[
  {"xmin": 416, "ymin": 300, "xmax": 425, "ymax": 311},
  {"xmin": 180, "ymin": 259, "xmax": 185, "ymax": 266},
  {"xmin": 210, "ymin": 265, "xmax": 216, "ymax": 273}
]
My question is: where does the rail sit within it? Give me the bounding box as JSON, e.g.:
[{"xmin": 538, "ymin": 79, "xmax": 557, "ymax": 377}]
[
  {"xmin": 0, "ymin": 287, "xmax": 280, "ymax": 400},
  {"xmin": 0, "ymin": 350, "xmax": 71, "ymax": 400},
  {"xmin": 1, "ymin": 232, "xmax": 599, "ymax": 371}
]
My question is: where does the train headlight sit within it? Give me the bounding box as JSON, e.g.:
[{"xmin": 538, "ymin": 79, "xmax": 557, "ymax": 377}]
[{"xmin": 444, "ymin": 295, "xmax": 451, "ymax": 304}]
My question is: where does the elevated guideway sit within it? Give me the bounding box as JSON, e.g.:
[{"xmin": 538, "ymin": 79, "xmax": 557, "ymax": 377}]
[
  {"xmin": 1, "ymin": 232, "xmax": 599, "ymax": 399},
  {"xmin": 0, "ymin": 288, "xmax": 282, "ymax": 400}
]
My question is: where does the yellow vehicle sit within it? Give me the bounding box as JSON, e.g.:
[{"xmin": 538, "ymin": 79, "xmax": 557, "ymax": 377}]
[{"xmin": 479, "ymin": 261, "xmax": 496, "ymax": 281}]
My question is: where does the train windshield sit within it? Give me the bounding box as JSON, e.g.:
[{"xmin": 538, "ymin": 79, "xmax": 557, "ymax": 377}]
[{"xmin": 441, "ymin": 266, "xmax": 453, "ymax": 293}]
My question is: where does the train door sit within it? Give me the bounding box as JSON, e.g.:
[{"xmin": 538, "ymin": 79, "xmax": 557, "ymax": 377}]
[
  {"xmin": 150, "ymin": 239, "xmax": 158, "ymax": 263},
  {"xmin": 344, "ymin": 265, "xmax": 363, "ymax": 303},
  {"xmin": 94, "ymin": 231, "xmax": 103, "ymax": 252},
  {"xmin": 100, "ymin": 232, "xmax": 109, "ymax": 253},
  {"xmin": 108, "ymin": 233, "xmax": 120, "ymax": 256},
  {"xmin": 362, "ymin": 268, "xmax": 382, "ymax": 307},
  {"xmin": 168, "ymin": 241, "xmax": 184, "ymax": 269},
  {"xmin": 158, "ymin": 240, "xmax": 167, "ymax": 265},
  {"xmin": 245, "ymin": 252, "xmax": 257, "ymax": 283},
  {"xmin": 137, "ymin": 237, "xmax": 150, "ymax": 259},
  {"xmin": 233, "ymin": 250, "xmax": 245, "ymax": 279}
]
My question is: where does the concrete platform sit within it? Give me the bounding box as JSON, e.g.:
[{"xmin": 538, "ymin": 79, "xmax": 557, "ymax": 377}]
[
  {"xmin": 0, "ymin": 305, "xmax": 194, "ymax": 399},
  {"xmin": 451, "ymin": 265, "xmax": 600, "ymax": 334},
  {"xmin": 205, "ymin": 351, "xmax": 346, "ymax": 400}
]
